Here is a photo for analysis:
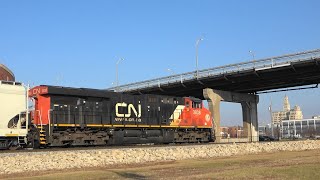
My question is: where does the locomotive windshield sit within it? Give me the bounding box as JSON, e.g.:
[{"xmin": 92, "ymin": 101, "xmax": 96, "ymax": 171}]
[
  {"xmin": 192, "ymin": 102, "xmax": 202, "ymax": 109},
  {"xmin": 188, "ymin": 97, "xmax": 202, "ymax": 109}
]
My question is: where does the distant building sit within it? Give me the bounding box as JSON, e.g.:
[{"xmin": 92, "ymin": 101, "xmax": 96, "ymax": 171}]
[
  {"xmin": 272, "ymin": 95, "xmax": 303, "ymax": 124},
  {"xmin": 263, "ymin": 96, "xmax": 319, "ymax": 139},
  {"xmin": 259, "ymin": 125, "xmax": 268, "ymax": 136},
  {"xmin": 312, "ymin": 115, "xmax": 320, "ymax": 119},
  {"xmin": 220, "ymin": 126, "xmax": 243, "ymax": 138},
  {"xmin": 220, "ymin": 127, "xmax": 228, "ymax": 138},
  {"xmin": 0, "ymin": 64, "xmax": 15, "ymax": 81},
  {"xmin": 259, "ymin": 124, "xmax": 281, "ymax": 138},
  {"xmin": 281, "ymin": 119, "xmax": 320, "ymax": 138}
]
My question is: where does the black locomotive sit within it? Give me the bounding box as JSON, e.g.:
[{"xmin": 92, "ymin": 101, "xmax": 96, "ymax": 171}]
[{"xmin": 28, "ymin": 85, "xmax": 214, "ymax": 147}]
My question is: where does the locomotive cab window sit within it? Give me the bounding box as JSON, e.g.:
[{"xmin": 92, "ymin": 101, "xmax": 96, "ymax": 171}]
[
  {"xmin": 186, "ymin": 101, "xmax": 190, "ymax": 108},
  {"xmin": 192, "ymin": 102, "xmax": 202, "ymax": 109}
]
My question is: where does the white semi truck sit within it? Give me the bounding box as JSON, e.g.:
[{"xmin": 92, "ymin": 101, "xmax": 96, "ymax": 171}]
[{"xmin": 0, "ymin": 81, "xmax": 29, "ymax": 149}]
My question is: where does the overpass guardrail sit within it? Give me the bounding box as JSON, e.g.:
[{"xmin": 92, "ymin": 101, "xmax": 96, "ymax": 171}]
[{"xmin": 109, "ymin": 49, "xmax": 320, "ymax": 92}]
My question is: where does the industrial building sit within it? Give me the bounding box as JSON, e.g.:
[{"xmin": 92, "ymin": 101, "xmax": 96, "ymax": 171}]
[{"xmin": 281, "ymin": 118, "xmax": 320, "ymax": 139}]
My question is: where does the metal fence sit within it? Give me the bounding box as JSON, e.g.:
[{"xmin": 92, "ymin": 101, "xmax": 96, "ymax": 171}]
[{"xmin": 109, "ymin": 49, "xmax": 320, "ymax": 92}]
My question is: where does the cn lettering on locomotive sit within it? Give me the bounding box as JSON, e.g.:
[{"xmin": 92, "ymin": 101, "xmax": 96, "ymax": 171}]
[{"xmin": 115, "ymin": 102, "xmax": 141, "ymax": 118}]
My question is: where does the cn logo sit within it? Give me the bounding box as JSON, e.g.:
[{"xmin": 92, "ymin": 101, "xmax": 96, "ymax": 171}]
[
  {"xmin": 30, "ymin": 87, "xmax": 48, "ymax": 95},
  {"xmin": 116, "ymin": 103, "xmax": 141, "ymax": 118}
]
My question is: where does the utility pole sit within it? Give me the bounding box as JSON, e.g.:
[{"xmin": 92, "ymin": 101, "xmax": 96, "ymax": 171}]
[{"xmin": 269, "ymin": 97, "xmax": 274, "ymax": 137}]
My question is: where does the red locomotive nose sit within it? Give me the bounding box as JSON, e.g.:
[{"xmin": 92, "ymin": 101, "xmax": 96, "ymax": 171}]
[{"xmin": 178, "ymin": 97, "xmax": 212, "ymax": 127}]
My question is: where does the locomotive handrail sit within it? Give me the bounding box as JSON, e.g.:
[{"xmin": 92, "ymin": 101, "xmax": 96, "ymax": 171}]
[
  {"xmin": 109, "ymin": 48, "xmax": 320, "ymax": 92},
  {"xmin": 35, "ymin": 110, "xmax": 43, "ymax": 129},
  {"xmin": 48, "ymin": 109, "xmax": 53, "ymax": 137}
]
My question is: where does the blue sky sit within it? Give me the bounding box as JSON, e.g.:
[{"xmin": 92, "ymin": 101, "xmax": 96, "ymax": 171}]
[{"xmin": 1, "ymin": 0, "xmax": 320, "ymax": 125}]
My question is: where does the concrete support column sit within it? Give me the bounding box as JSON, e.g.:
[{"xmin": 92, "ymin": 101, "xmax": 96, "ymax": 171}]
[
  {"xmin": 241, "ymin": 102, "xmax": 251, "ymax": 140},
  {"xmin": 203, "ymin": 88, "xmax": 259, "ymax": 143},
  {"xmin": 241, "ymin": 101, "xmax": 259, "ymax": 142},
  {"xmin": 203, "ymin": 89, "xmax": 222, "ymax": 142}
]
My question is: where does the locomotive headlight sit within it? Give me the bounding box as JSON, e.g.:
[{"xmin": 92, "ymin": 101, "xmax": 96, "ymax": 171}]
[{"xmin": 205, "ymin": 114, "xmax": 210, "ymax": 122}]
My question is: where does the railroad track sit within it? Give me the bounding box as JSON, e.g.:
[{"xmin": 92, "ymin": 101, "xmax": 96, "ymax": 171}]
[
  {"xmin": 0, "ymin": 139, "xmax": 308, "ymax": 155},
  {"xmin": 0, "ymin": 142, "xmax": 221, "ymax": 154}
]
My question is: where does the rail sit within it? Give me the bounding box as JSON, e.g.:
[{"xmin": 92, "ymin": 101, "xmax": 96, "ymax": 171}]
[{"xmin": 108, "ymin": 49, "xmax": 320, "ymax": 92}]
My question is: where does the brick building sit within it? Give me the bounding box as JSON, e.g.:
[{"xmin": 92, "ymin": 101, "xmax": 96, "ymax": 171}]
[
  {"xmin": 220, "ymin": 126, "xmax": 244, "ymax": 138},
  {"xmin": 0, "ymin": 64, "xmax": 15, "ymax": 81}
]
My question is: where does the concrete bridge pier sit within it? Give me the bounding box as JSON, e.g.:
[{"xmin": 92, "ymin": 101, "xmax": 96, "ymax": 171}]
[{"xmin": 203, "ymin": 88, "xmax": 259, "ymax": 143}]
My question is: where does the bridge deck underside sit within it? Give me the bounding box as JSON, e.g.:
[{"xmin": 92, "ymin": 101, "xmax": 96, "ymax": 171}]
[{"xmin": 125, "ymin": 59, "xmax": 320, "ymax": 99}]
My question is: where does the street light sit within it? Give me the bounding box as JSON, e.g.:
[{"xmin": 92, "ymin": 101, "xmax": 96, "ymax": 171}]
[
  {"xmin": 249, "ymin": 50, "xmax": 255, "ymax": 60},
  {"xmin": 249, "ymin": 50, "xmax": 256, "ymax": 67},
  {"xmin": 166, "ymin": 68, "xmax": 175, "ymax": 75},
  {"xmin": 116, "ymin": 57, "xmax": 124, "ymax": 91},
  {"xmin": 195, "ymin": 37, "xmax": 204, "ymax": 78}
]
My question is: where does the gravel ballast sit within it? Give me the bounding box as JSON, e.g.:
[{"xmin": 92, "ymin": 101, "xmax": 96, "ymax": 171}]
[{"xmin": 1, "ymin": 140, "xmax": 320, "ymax": 174}]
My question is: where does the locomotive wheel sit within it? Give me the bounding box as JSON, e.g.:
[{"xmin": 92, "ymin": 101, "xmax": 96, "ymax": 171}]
[
  {"xmin": 9, "ymin": 144, "xmax": 21, "ymax": 150},
  {"xmin": 8, "ymin": 140, "xmax": 21, "ymax": 150},
  {"xmin": 27, "ymin": 125, "xmax": 40, "ymax": 149},
  {"xmin": 31, "ymin": 137, "xmax": 40, "ymax": 149}
]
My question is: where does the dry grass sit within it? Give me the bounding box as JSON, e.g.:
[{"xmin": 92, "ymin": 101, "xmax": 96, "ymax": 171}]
[{"xmin": 3, "ymin": 149, "xmax": 320, "ymax": 180}]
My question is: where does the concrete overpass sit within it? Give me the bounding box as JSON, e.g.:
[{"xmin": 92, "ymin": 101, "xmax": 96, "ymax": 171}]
[
  {"xmin": 108, "ymin": 49, "xmax": 320, "ymax": 143},
  {"xmin": 110, "ymin": 49, "xmax": 320, "ymax": 98}
]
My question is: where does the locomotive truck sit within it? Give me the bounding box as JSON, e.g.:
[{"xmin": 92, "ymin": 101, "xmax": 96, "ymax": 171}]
[{"xmin": 0, "ymin": 80, "xmax": 215, "ymax": 149}]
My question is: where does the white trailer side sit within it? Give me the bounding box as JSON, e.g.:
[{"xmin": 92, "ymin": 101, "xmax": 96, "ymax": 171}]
[{"xmin": 0, "ymin": 81, "xmax": 28, "ymax": 149}]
